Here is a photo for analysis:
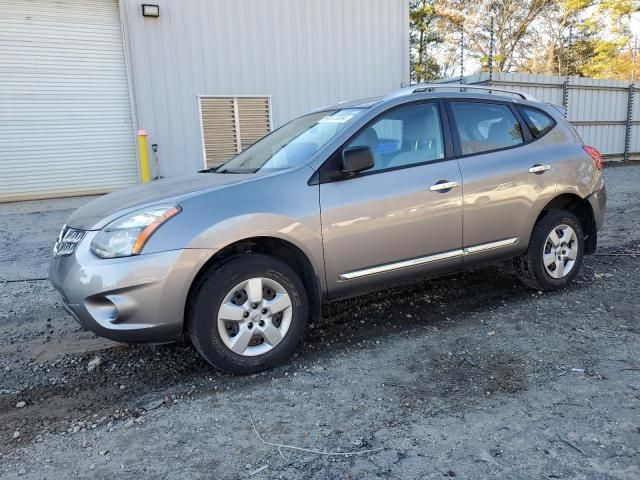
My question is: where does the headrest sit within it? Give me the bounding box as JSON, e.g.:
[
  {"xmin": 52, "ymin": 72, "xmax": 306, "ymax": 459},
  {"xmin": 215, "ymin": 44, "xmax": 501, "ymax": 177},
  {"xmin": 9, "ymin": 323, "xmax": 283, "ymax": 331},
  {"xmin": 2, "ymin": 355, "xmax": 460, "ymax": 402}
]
[{"xmin": 353, "ymin": 127, "xmax": 379, "ymax": 147}]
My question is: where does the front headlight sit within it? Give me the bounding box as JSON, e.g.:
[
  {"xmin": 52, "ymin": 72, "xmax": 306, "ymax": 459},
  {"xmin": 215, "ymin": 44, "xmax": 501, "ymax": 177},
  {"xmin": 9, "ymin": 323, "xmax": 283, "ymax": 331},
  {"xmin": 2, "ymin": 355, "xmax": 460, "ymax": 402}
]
[{"xmin": 90, "ymin": 205, "xmax": 181, "ymax": 258}]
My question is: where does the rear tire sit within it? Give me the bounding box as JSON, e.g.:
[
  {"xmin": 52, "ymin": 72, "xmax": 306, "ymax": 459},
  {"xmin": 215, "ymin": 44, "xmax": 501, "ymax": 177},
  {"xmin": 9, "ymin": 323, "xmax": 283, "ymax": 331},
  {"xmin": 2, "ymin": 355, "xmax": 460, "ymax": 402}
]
[
  {"xmin": 514, "ymin": 209, "xmax": 584, "ymax": 291},
  {"xmin": 188, "ymin": 254, "xmax": 308, "ymax": 374}
]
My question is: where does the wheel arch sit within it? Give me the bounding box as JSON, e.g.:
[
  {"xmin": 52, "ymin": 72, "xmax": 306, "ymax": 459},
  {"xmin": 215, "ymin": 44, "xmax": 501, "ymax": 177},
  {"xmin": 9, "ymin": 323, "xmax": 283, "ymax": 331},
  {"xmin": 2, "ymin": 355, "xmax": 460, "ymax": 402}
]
[
  {"xmin": 184, "ymin": 236, "xmax": 323, "ymax": 334},
  {"xmin": 533, "ymin": 193, "xmax": 597, "ymax": 254}
]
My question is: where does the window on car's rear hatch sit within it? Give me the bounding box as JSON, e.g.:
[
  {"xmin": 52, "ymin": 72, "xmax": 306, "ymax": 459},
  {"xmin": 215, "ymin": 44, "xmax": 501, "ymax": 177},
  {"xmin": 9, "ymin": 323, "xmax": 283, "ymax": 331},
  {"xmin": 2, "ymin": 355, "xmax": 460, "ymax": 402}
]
[{"xmin": 519, "ymin": 107, "xmax": 556, "ymax": 138}]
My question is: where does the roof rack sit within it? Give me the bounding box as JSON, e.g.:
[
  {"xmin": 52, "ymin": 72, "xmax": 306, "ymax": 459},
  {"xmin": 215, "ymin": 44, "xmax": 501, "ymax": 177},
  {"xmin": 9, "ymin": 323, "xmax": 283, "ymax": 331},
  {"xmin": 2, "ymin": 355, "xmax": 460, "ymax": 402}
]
[{"xmin": 385, "ymin": 83, "xmax": 538, "ymax": 102}]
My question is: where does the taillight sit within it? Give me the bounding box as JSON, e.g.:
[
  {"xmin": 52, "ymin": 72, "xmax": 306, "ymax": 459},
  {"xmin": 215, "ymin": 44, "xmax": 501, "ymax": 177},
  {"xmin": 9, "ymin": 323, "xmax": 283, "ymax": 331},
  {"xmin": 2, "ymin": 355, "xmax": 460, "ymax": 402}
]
[{"xmin": 583, "ymin": 145, "xmax": 603, "ymax": 170}]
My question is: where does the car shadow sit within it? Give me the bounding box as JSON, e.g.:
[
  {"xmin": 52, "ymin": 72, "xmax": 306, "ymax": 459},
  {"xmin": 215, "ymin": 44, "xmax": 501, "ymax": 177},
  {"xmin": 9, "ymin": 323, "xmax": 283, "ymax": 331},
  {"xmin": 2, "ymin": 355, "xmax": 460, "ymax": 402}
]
[{"xmin": 0, "ymin": 263, "xmax": 596, "ymax": 451}]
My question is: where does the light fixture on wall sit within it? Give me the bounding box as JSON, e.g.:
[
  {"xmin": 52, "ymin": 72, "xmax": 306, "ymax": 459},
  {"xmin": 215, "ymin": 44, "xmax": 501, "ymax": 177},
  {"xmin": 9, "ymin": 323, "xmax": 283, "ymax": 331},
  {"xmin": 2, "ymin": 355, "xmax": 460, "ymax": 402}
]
[{"xmin": 141, "ymin": 4, "xmax": 160, "ymax": 17}]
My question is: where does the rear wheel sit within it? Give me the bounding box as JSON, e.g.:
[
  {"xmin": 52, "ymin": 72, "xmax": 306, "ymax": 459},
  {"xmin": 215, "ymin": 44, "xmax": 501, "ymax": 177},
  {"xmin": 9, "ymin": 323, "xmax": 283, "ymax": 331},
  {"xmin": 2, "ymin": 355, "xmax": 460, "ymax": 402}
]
[
  {"xmin": 514, "ymin": 209, "xmax": 584, "ymax": 291},
  {"xmin": 188, "ymin": 254, "xmax": 308, "ymax": 374}
]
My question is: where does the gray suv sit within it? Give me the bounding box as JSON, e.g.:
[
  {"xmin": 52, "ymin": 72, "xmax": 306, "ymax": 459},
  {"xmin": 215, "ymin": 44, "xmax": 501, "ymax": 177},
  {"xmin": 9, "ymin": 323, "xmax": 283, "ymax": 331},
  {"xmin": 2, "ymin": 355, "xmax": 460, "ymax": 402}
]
[{"xmin": 49, "ymin": 85, "xmax": 606, "ymax": 373}]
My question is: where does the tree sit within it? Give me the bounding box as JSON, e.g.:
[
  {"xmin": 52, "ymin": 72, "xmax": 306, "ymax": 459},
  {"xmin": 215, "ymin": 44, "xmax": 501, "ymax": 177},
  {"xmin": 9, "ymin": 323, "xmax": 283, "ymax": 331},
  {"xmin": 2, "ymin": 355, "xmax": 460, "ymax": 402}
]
[
  {"xmin": 577, "ymin": 0, "xmax": 639, "ymax": 79},
  {"xmin": 410, "ymin": 1, "xmax": 443, "ymax": 82},
  {"xmin": 526, "ymin": 0, "xmax": 640, "ymax": 79},
  {"xmin": 463, "ymin": 0, "xmax": 557, "ymax": 72},
  {"xmin": 524, "ymin": 0, "xmax": 593, "ymax": 76},
  {"xmin": 408, "ymin": 0, "xmax": 640, "ymax": 81}
]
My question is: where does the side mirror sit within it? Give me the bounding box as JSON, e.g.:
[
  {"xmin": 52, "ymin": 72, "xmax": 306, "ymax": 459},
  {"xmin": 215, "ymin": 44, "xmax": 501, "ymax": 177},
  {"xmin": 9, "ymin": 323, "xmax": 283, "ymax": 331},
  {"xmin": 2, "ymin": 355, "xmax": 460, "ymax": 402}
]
[{"xmin": 341, "ymin": 146, "xmax": 375, "ymax": 175}]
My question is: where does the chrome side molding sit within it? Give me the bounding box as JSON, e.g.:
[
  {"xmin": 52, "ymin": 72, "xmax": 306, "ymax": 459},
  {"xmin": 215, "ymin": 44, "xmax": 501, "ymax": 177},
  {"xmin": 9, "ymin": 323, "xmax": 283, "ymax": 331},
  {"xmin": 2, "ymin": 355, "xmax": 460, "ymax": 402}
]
[
  {"xmin": 339, "ymin": 238, "xmax": 518, "ymax": 280},
  {"xmin": 463, "ymin": 237, "xmax": 518, "ymax": 255},
  {"xmin": 339, "ymin": 249, "xmax": 463, "ymax": 280}
]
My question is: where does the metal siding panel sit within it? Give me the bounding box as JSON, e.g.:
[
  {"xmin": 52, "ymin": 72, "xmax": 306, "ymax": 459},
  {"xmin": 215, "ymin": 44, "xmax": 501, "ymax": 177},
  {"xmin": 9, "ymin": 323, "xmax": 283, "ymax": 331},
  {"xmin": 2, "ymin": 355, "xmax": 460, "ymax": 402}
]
[
  {"xmin": 574, "ymin": 125, "xmax": 626, "ymax": 155},
  {"xmin": 569, "ymin": 87, "xmax": 627, "ymax": 122},
  {"xmin": 501, "ymin": 83, "xmax": 563, "ymax": 104},
  {"xmin": 121, "ymin": 0, "xmax": 408, "ymax": 178},
  {"xmin": 631, "ymin": 89, "xmax": 640, "ymax": 120},
  {"xmin": 0, "ymin": 0, "xmax": 137, "ymax": 202},
  {"xmin": 630, "ymin": 125, "xmax": 640, "ymax": 153}
]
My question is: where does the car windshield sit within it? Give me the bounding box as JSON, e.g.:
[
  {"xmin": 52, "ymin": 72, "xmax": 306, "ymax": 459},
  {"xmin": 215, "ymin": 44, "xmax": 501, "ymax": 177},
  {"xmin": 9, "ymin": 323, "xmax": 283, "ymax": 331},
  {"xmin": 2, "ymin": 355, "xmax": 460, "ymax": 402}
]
[{"xmin": 216, "ymin": 108, "xmax": 365, "ymax": 173}]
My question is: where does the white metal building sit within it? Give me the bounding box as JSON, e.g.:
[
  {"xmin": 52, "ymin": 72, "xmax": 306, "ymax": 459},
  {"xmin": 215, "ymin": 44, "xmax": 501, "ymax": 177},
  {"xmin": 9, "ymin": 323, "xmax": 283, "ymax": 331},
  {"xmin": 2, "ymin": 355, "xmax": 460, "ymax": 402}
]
[{"xmin": 0, "ymin": 0, "xmax": 410, "ymax": 201}]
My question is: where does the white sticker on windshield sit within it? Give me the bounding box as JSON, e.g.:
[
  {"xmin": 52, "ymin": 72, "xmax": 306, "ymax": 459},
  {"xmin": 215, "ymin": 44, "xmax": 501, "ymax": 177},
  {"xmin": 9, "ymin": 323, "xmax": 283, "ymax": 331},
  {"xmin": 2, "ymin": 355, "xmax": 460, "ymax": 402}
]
[{"xmin": 319, "ymin": 113, "xmax": 355, "ymax": 124}]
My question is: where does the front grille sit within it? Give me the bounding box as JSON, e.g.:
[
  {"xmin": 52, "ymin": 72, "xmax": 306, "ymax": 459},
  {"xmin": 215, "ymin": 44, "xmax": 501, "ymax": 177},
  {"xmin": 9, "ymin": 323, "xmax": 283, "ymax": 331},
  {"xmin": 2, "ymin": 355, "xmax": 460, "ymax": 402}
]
[{"xmin": 53, "ymin": 225, "xmax": 86, "ymax": 257}]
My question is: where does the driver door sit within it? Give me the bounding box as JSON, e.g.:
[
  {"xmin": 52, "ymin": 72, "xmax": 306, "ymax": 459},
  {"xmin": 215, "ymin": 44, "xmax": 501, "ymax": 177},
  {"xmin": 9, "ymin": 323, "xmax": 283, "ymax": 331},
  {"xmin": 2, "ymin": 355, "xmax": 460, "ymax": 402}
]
[{"xmin": 319, "ymin": 101, "xmax": 463, "ymax": 297}]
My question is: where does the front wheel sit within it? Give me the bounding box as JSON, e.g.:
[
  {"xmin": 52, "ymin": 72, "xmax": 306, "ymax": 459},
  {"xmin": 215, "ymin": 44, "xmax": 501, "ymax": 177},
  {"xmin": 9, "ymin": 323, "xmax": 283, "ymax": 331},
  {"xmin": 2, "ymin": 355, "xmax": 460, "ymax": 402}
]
[
  {"xmin": 514, "ymin": 209, "xmax": 585, "ymax": 291},
  {"xmin": 188, "ymin": 254, "xmax": 308, "ymax": 374}
]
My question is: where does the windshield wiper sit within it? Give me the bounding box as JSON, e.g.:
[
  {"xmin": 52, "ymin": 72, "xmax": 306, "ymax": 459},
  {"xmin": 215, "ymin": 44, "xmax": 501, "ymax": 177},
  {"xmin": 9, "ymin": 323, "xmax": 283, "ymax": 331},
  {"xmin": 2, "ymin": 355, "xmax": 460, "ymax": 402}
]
[
  {"xmin": 209, "ymin": 167, "xmax": 259, "ymax": 174},
  {"xmin": 217, "ymin": 168, "xmax": 248, "ymax": 174},
  {"xmin": 199, "ymin": 166, "xmax": 219, "ymax": 173},
  {"xmin": 199, "ymin": 164, "xmax": 260, "ymax": 174}
]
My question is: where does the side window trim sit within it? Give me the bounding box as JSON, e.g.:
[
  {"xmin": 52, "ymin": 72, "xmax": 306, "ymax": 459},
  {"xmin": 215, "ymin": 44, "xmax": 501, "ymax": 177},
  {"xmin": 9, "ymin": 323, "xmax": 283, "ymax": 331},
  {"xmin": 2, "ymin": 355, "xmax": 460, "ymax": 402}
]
[
  {"xmin": 516, "ymin": 105, "xmax": 557, "ymax": 140},
  {"xmin": 508, "ymin": 103, "xmax": 534, "ymax": 143},
  {"xmin": 313, "ymin": 99, "xmax": 454, "ymax": 185},
  {"xmin": 445, "ymin": 98, "xmax": 533, "ymax": 158},
  {"xmin": 444, "ymin": 100, "xmax": 463, "ymax": 158},
  {"xmin": 438, "ymin": 99, "xmax": 456, "ymax": 158}
]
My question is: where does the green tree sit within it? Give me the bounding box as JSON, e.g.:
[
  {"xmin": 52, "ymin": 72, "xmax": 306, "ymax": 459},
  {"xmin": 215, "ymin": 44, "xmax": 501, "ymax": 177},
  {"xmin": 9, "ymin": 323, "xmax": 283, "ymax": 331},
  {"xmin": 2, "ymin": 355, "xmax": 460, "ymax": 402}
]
[
  {"xmin": 522, "ymin": 0, "xmax": 595, "ymax": 76},
  {"xmin": 410, "ymin": 0, "xmax": 444, "ymax": 82},
  {"xmin": 409, "ymin": 0, "xmax": 640, "ymax": 80},
  {"xmin": 465, "ymin": 0, "xmax": 557, "ymax": 72},
  {"xmin": 529, "ymin": 0, "xmax": 640, "ymax": 79},
  {"xmin": 578, "ymin": 0, "xmax": 639, "ymax": 79}
]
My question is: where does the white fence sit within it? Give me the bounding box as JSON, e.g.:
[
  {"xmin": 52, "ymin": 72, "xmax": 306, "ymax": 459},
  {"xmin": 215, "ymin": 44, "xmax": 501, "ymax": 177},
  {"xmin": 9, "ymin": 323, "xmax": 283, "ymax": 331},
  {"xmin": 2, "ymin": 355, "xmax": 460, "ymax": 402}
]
[{"xmin": 437, "ymin": 72, "xmax": 639, "ymax": 161}]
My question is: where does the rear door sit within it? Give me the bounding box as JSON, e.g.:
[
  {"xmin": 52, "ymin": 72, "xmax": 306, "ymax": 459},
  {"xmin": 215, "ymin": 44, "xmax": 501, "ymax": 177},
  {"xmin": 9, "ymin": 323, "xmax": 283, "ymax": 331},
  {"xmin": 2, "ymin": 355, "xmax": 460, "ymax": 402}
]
[
  {"xmin": 446, "ymin": 100, "xmax": 557, "ymax": 265},
  {"xmin": 319, "ymin": 101, "xmax": 463, "ymax": 297}
]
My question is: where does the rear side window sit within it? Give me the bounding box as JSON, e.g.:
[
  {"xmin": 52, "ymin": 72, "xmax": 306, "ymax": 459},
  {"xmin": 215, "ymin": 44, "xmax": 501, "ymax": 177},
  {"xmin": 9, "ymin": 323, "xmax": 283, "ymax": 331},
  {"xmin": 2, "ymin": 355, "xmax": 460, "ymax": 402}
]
[
  {"xmin": 450, "ymin": 102, "xmax": 523, "ymax": 155},
  {"xmin": 519, "ymin": 107, "xmax": 555, "ymax": 138}
]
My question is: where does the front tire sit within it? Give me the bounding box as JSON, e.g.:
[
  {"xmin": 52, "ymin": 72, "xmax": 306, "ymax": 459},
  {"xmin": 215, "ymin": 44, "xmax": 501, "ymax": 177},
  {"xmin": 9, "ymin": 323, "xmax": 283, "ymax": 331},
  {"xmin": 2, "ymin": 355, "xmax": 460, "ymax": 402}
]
[
  {"xmin": 514, "ymin": 209, "xmax": 584, "ymax": 291},
  {"xmin": 188, "ymin": 254, "xmax": 308, "ymax": 374}
]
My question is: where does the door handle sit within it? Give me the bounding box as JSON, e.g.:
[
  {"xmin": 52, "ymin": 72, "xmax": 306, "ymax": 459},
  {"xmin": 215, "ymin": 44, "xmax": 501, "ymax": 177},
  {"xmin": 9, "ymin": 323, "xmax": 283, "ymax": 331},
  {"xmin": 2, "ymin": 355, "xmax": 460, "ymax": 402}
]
[
  {"xmin": 528, "ymin": 164, "xmax": 551, "ymax": 174},
  {"xmin": 429, "ymin": 181, "xmax": 460, "ymax": 192}
]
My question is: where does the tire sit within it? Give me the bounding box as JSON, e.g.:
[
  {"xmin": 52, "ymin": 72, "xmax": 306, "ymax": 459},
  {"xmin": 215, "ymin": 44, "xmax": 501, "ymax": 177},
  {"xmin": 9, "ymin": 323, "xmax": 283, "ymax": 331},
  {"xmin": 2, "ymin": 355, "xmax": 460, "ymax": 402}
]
[
  {"xmin": 514, "ymin": 209, "xmax": 584, "ymax": 291},
  {"xmin": 187, "ymin": 254, "xmax": 308, "ymax": 374}
]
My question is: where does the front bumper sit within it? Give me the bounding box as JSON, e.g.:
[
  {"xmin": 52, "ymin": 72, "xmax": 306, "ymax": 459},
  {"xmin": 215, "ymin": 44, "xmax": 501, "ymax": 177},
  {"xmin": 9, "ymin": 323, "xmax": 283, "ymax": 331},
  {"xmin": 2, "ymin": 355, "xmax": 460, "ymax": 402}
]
[{"xmin": 49, "ymin": 230, "xmax": 213, "ymax": 343}]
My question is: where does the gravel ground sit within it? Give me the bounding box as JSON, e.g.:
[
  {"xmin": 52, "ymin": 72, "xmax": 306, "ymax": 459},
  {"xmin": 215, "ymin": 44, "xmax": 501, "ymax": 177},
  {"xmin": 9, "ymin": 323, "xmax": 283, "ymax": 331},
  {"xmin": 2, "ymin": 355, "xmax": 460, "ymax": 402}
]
[{"xmin": 1, "ymin": 165, "xmax": 639, "ymax": 479}]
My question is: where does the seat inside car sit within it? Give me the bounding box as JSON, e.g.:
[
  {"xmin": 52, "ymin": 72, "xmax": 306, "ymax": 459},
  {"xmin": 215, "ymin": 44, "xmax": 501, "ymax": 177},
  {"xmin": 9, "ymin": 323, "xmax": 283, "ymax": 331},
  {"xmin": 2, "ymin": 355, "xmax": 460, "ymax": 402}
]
[
  {"xmin": 352, "ymin": 127, "xmax": 380, "ymax": 150},
  {"xmin": 385, "ymin": 108, "xmax": 442, "ymax": 168}
]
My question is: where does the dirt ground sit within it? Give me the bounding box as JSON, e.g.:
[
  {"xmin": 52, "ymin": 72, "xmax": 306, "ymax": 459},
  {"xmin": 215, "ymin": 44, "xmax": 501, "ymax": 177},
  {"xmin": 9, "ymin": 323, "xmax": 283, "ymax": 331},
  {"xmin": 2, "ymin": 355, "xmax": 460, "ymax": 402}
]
[{"xmin": 1, "ymin": 165, "xmax": 639, "ymax": 479}]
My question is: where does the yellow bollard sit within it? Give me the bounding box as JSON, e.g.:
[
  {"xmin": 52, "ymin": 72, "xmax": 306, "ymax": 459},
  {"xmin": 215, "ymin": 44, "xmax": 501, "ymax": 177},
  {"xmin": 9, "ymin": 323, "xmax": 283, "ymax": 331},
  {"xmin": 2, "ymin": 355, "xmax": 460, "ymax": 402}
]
[{"xmin": 137, "ymin": 129, "xmax": 152, "ymax": 183}]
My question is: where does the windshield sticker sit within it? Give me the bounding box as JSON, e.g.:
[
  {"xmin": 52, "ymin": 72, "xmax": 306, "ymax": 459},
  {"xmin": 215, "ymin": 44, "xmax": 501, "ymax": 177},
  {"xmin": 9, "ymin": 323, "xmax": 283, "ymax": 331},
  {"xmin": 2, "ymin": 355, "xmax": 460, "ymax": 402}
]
[{"xmin": 319, "ymin": 113, "xmax": 355, "ymax": 124}]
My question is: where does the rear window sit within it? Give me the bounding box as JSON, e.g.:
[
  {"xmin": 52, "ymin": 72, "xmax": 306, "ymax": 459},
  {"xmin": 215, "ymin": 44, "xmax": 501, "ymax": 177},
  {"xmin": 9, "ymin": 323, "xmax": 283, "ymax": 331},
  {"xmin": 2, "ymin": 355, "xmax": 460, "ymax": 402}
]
[
  {"xmin": 450, "ymin": 102, "xmax": 524, "ymax": 155},
  {"xmin": 519, "ymin": 107, "xmax": 556, "ymax": 138}
]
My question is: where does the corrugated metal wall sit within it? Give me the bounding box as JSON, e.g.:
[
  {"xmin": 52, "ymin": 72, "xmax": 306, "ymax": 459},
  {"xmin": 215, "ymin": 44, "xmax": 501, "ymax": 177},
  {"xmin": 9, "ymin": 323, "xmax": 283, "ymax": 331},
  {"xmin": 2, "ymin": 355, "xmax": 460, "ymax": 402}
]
[
  {"xmin": 0, "ymin": 0, "xmax": 139, "ymax": 202},
  {"xmin": 438, "ymin": 72, "xmax": 639, "ymax": 159},
  {"xmin": 120, "ymin": 0, "xmax": 410, "ymax": 178}
]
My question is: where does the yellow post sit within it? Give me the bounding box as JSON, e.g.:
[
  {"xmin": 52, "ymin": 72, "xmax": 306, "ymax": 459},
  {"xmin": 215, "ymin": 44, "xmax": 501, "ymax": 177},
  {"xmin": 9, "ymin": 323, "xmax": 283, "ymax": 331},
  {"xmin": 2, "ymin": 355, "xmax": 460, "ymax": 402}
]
[{"xmin": 137, "ymin": 129, "xmax": 152, "ymax": 183}]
